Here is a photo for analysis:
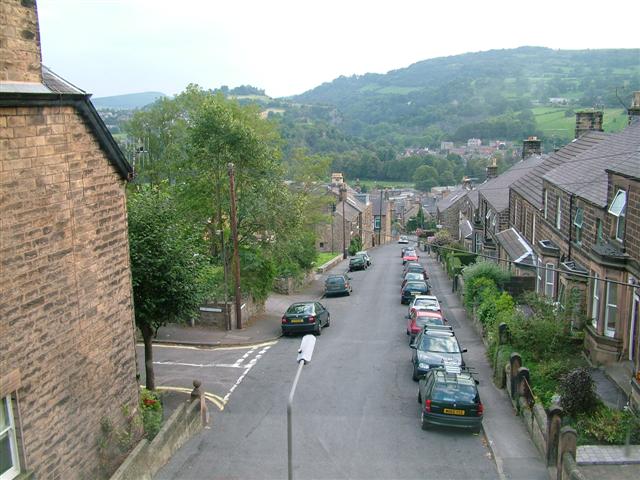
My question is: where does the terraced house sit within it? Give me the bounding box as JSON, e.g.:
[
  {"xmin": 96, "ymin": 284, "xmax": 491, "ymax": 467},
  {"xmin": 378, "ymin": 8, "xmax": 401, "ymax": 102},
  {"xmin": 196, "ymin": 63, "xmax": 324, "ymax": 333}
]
[{"xmin": 1, "ymin": 1, "xmax": 138, "ymax": 478}]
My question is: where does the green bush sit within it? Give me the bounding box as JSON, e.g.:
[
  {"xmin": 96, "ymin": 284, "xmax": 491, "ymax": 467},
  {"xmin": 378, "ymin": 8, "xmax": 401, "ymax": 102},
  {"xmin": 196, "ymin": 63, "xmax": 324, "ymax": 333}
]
[
  {"xmin": 140, "ymin": 388, "xmax": 163, "ymax": 440},
  {"xmin": 527, "ymin": 358, "xmax": 584, "ymax": 406},
  {"xmin": 505, "ymin": 309, "xmax": 576, "ymax": 361},
  {"xmin": 462, "ymin": 260, "xmax": 510, "ymax": 288},
  {"xmin": 464, "ymin": 276, "xmax": 499, "ymax": 311},
  {"xmin": 558, "ymin": 368, "xmax": 598, "ymax": 417},
  {"xmin": 576, "ymin": 404, "xmax": 640, "ymax": 445},
  {"xmin": 348, "ymin": 236, "xmax": 363, "ymax": 255}
]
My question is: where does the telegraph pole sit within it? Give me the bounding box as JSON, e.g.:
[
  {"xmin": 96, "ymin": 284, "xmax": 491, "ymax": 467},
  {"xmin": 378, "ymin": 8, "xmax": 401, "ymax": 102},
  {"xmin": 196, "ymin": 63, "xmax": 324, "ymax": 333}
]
[
  {"xmin": 341, "ymin": 184, "xmax": 347, "ymax": 259},
  {"xmin": 378, "ymin": 189, "xmax": 383, "ymax": 245},
  {"xmin": 228, "ymin": 163, "xmax": 242, "ymax": 329}
]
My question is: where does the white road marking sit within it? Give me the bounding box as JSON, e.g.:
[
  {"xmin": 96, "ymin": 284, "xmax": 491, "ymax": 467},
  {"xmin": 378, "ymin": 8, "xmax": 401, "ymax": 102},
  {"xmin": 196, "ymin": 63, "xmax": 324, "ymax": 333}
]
[
  {"xmin": 154, "ymin": 361, "xmax": 246, "ymax": 368},
  {"xmin": 223, "ymin": 344, "xmax": 273, "ymax": 404}
]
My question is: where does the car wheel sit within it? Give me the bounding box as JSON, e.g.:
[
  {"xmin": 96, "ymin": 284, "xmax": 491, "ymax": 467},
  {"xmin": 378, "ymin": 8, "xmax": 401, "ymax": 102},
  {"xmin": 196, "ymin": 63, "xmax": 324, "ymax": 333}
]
[
  {"xmin": 472, "ymin": 425, "xmax": 482, "ymax": 434},
  {"xmin": 418, "ymin": 391, "xmax": 422, "ymax": 404},
  {"xmin": 421, "ymin": 411, "xmax": 430, "ymax": 431},
  {"xmin": 315, "ymin": 320, "xmax": 322, "ymax": 336},
  {"xmin": 412, "ymin": 365, "xmax": 419, "ymax": 381}
]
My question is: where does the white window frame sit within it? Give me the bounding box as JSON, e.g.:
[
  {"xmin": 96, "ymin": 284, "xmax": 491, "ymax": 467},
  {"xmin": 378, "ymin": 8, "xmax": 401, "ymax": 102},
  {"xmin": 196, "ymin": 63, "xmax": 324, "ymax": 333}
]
[
  {"xmin": 544, "ymin": 262, "xmax": 555, "ymax": 298},
  {"xmin": 555, "ymin": 196, "xmax": 562, "ymax": 230},
  {"xmin": 591, "ymin": 272, "xmax": 600, "ymax": 329},
  {"xmin": 0, "ymin": 395, "xmax": 21, "ymax": 480},
  {"xmin": 536, "ymin": 258, "xmax": 543, "ymax": 294},
  {"xmin": 604, "ymin": 280, "xmax": 617, "ymax": 338},
  {"xmin": 608, "ymin": 189, "xmax": 627, "ymax": 242}
]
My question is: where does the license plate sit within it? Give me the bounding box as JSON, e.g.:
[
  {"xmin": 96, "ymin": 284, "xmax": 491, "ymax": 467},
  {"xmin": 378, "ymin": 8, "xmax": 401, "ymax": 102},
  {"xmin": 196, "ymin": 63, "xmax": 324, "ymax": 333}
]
[
  {"xmin": 410, "ymin": 291, "xmax": 419, "ymax": 296},
  {"xmin": 443, "ymin": 408, "xmax": 465, "ymax": 415},
  {"xmin": 291, "ymin": 319, "xmax": 303, "ymax": 323}
]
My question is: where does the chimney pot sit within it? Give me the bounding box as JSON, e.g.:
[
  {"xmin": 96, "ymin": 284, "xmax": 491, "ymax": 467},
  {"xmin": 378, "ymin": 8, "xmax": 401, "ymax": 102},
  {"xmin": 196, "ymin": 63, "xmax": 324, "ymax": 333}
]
[
  {"xmin": 522, "ymin": 136, "xmax": 542, "ymax": 159},
  {"xmin": 628, "ymin": 91, "xmax": 640, "ymax": 124}
]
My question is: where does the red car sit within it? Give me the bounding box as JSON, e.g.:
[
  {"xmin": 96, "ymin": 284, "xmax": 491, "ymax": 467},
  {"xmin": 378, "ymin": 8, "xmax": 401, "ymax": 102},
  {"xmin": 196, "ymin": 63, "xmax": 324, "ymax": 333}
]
[
  {"xmin": 406, "ymin": 309, "xmax": 447, "ymax": 342},
  {"xmin": 402, "ymin": 252, "xmax": 419, "ymax": 264}
]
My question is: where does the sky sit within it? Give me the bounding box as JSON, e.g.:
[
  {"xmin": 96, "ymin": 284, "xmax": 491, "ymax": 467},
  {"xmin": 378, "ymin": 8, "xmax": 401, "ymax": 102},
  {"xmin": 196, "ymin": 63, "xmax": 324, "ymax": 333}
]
[{"xmin": 37, "ymin": 0, "xmax": 640, "ymax": 99}]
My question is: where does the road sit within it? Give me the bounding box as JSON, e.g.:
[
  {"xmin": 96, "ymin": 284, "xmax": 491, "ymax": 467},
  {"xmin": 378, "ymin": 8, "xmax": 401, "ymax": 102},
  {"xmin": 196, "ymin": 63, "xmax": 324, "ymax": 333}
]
[{"xmin": 154, "ymin": 242, "xmax": 498, "ymax": 479}]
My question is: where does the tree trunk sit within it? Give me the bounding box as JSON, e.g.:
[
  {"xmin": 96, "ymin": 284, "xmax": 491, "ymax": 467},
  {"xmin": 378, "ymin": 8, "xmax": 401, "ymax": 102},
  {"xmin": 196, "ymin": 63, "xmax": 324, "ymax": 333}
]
[{"xmin": 141, "ymin": 323, "xmax": 155, "ymax": 390}]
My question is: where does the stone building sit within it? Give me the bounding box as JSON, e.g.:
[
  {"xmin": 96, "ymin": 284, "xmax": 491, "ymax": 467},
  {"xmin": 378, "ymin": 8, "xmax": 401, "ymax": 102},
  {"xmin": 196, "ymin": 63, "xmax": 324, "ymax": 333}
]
[{"xmin": 0, "ymin": 1, "xmax": 139, "ymax": 478}]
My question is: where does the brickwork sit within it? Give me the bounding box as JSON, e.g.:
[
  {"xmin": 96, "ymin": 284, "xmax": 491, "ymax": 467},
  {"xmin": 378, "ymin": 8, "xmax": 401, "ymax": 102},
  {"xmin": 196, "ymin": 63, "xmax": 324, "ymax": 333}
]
[
  {"xmin": 0, "ymin": 0, "xmax": 43, "ymax": 83},
  {"xmin": 0, "ymin": 104, "xmax": 139, "ymax": 478}
]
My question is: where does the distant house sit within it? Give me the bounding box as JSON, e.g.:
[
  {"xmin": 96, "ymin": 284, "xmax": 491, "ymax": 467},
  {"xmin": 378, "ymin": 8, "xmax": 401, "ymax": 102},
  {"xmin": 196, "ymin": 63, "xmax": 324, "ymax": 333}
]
[
  {"xmin": 371, "ymin": 192, "xmax": 392, "ymax": 246},
  {"xmin": 1, "ymin": 2, "xmax": 138, "ymax": 478}
]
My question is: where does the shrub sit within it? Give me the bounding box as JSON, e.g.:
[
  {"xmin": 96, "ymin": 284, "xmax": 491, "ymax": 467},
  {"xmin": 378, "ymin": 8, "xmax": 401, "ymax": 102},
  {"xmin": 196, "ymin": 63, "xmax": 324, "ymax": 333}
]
[
  {"xmin": 464, "ymin": 276, "xmax": 498, "ymax": 311},
  {"xmin": 462, "ymin": 260, "xmax": 510, "ymax": 288},
  {"xmin": 505, "ymin": 309, "xmax": 575, "ymax": 361},
  {"xmin": 140, "ymin": 388, "xmax": 163, "ymax": 440},
  {"xmin": 558, "ymin": 367, "xmax": 598, "ymax": 417},
  {"xmin": 528, "ymin": 357, "xmax": 584, "ymax": 406},
  {"xmin": 576, "ymin": 404, "xmax": 640, "ymax": 445}
]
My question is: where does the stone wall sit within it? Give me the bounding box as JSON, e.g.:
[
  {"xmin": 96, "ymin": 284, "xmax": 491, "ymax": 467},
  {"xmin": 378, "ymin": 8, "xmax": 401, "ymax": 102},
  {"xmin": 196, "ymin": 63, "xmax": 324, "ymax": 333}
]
[
  {"xmin": 0, "ymin": 104, "xmax": 139, "ymax": 478},
  {"xmin": 0, "ymin": 0, "xmax": 43, "ymax": 83}
]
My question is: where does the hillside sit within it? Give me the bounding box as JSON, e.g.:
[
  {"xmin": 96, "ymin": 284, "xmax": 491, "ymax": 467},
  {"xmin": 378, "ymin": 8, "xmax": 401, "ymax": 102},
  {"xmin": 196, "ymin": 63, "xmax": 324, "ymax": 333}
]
[
  {"xmin": 92, "ymin": 91, "xmax": 167, "ymax": 110},
  {"xmin": 287, "ymin": 47, "xmax": 639, "ymax": 144}
]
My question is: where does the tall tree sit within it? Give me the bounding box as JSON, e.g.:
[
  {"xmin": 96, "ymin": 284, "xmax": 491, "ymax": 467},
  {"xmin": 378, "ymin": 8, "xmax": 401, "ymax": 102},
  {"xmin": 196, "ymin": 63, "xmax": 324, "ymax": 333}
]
[{"xmin": 128, "ymin": 183, "xmax": 213, "ymax": 389}]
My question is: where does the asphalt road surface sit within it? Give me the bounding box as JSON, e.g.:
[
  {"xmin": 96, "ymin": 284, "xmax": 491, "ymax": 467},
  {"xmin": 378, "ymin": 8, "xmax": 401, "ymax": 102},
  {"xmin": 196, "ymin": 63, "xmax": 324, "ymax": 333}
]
[{"xmin": 155, "ymin": 242, "xmax": 498, "ymax": 479}]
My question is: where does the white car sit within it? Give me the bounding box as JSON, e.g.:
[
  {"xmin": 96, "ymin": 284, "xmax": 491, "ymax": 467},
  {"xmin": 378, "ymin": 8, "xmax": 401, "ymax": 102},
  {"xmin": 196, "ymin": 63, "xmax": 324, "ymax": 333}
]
[
  {"xmin": 398, "ymin": 235, "xmax": 409, "ymax": 244},
  {"xmin": 409, "ymin": 295, "xmax": 441, "ymax": 315},
  {"xmin": 355, "ymin": 250, "xmax": 372, "ymax": 266}
]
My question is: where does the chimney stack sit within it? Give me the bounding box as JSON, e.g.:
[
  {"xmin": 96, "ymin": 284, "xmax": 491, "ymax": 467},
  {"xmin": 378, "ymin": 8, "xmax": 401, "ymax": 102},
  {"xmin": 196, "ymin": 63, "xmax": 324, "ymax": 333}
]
[
  {"xmin": 522, "ymin": 136, "xmax": 542, "ymax": 159},
  {"xmin": 628, "ymin": 91, "xmax": 640, "ymax": 124},
  {"xmin": 0, "ymin": 0, "xmax": 43, "ymax": 84},
  {"xmin": 575, "ymin": 110, "xmax": 604, "ymax": 139},
  {"xmin": 486, "ymin": 158, "xmax": 498, "ymax": 180}
]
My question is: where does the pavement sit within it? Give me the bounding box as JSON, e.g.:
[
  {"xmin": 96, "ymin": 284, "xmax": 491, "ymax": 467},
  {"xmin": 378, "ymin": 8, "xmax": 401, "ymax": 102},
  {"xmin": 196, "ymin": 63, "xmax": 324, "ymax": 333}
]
[{"xmin": 148, "ymin": 245, "xmax": 637, "ymax": 479}]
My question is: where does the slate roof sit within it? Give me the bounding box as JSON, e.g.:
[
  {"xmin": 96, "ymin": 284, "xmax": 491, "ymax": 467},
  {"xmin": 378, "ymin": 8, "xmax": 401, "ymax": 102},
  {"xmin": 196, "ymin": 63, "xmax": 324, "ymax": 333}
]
[
  {"xmin": 496, "ymin": 228, "xmax": 535, "ymax": 267},
  {"xmin": 466, "ymin": 189, "xmax": 479, "ymax": 208},
  {"xmin": 478, "ymin": 154, "xmax": 544, "ymax": 212},
  {"xmin": 605, "ymin": 119, "xmax": 640, "ymax": 181},
  {"xmin": 336, "ymin": 200, "xmax": 360, "ymax": 222},
  {"xmin": 544, "ymin": 121, "xmax": 640, "ymax": 207},
  {"xmin": 371, "ymin": 196, "xmax": 389, "ymax": 216},
  {"xmin": 436, "ymin": 187, "xmax": 468, "ymax": 212},
  {"xmin": 511, "ymin": 131, "xmax": 609, "ymax": 210},
  {"xmin": 42, "ymin": 66, "xmax": 86, "ymax": 95}
]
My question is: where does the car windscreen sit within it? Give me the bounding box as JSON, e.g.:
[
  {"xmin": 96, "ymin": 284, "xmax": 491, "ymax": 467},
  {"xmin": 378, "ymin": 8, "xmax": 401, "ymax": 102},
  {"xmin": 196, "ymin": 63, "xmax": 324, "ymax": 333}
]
[
  {"xmin": 431, "ymin": 381, "xmax": 477, "ymax": 403},
  {"xmin": 405, "ymin": 273, "xmax": 423, "ymax": 281},
  {"xmin": 420, "ymin": 335, "xmax": 459, "ymax": 353},
  {"xmin": 405, "ymin": 282, "xmax": 427, "ymax": 290},
  {"xmin": 414, "ymin": 299, "xmax": 438, "ymax": 309},
  {"xmin": 286, "ymin": 304, "xmax": 313, "ymax": 315},
  {"xmin": 326, "ymin": 277, "xmax": 344, "ymax": 285},
  {"xmin": 416, "ymin": 316, "xmax": 444, "ymax": 327}
]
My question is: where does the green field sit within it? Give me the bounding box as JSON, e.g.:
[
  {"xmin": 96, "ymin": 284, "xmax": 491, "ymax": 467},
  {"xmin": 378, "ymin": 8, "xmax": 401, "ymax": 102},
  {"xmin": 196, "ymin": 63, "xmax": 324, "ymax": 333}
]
[
  {"xmin": 358, "ymin": 179, "xmax": 414, "ymax": 190},
  {"xmin": 316, "ymin": 252, "xmax": 340, "ymax": 266},
  {"xmin": 533, "ymin": 107, "xmax": 627, "ymax": 138}
]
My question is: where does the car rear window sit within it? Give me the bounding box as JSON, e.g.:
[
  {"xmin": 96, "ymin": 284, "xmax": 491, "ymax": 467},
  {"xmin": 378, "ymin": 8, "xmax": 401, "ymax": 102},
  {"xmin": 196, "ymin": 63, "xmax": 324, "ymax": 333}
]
[
  {"xmin": 406, "ymin": 282, "xmax": 427, "ymax": 290},
  {"xmin": 432, "ymin": 381, "xmax": 477, "ymax": 403},
  {"xmin": 326, "ymin": 277, "xmax": 344, "ymax": 285},
  {"xmin": 416, "ymin": 316, "xmax": 444, "ymax": 327},
  {"xmin": 287, "ymin": 304, "xmax": 313, "ymax": 314}
]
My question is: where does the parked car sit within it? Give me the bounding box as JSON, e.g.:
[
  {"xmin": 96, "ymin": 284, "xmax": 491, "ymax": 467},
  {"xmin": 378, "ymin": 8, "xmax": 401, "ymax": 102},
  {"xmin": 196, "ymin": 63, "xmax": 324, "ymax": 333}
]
[
  {"xmin": 406, "ymin": 309, "xmax": 447, "ymax": 342},
  {"xmin": 408, "ymin": 295, "xmax": 441, "ymax": 316},
  {"xmin": 418, "ymin": 366, "xmax": 483, "ymax": 432},
  {"xmin": 401, "ymin": 281, "xmax": 430, "ymax": 304},
  {"xmin": 402, "ymin": 251, "xmax": 419, "ymax": 265},
  {"xmin": 398, "ymin": 235, "xmax": 409, "ymax": 244},
  {"xmin": 410, "ymin": 327, "xmax": 466, "ymax": 380},
  {"xmin": 348, "ymin": 255, "xmax": 367, "ymax": 271},
  {"xmin": 402, "ymin": 262, "xmax": 425, "ymax": 276},
  {"xmin": 355, "ymin": 250, "xmax": 372, "ymax": 267},
  {"xmin": 401, "ymin": 272, "xmax": 428, "ymax": 292},
  {"xmin": 281, "ymin": 301, "xmax": 330, "ymax": 336},
  {"xmin": 324, "ymin": 273, "xmax": 352, "ymax": 296},
  {"xmin": 401, "ymin": 246, "xmax": 415, "ymax": 257}
]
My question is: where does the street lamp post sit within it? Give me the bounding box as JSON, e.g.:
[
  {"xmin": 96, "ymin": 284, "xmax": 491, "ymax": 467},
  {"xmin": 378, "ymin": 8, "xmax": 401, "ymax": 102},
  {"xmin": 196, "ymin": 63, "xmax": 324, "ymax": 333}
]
[{"xmin": 287, "ymin": 335, "xmax": 316, "ymax": 480}]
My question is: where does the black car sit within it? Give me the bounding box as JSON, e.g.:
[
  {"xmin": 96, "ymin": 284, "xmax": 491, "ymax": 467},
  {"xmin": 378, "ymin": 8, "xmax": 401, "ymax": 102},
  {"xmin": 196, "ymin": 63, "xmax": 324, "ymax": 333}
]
[
  {"xmin": 324, "ymin": 274, "xmax": 352, "ymax": 296},
  {"xmin": 349, "ymin": 255, "xmax": 367, "ymax": 271},
  {"xmin": 410, "ymin": 327, "xmax": 466, "ymax": 380},
  {"xmin": 401, "ymin": 281, "xmax": 430, "ymax": 304},
  {"xmin": 281, "ymin": 302, "xmax": 330, "ymax": 336},
  {"xmin": 418, "ymin": 366, "xmax": 483, "ymax": 432}
]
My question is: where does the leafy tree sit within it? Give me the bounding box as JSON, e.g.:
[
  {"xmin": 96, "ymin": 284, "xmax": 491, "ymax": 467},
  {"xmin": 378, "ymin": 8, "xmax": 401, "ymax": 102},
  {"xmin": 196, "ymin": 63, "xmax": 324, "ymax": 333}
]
[
  {"xmin": 128, "ymin": 183, "xmax": 214, "ymax": 390},
  {"xmin": 413, "ymin": 165, "xmax": 438, "ymax": 191}
]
